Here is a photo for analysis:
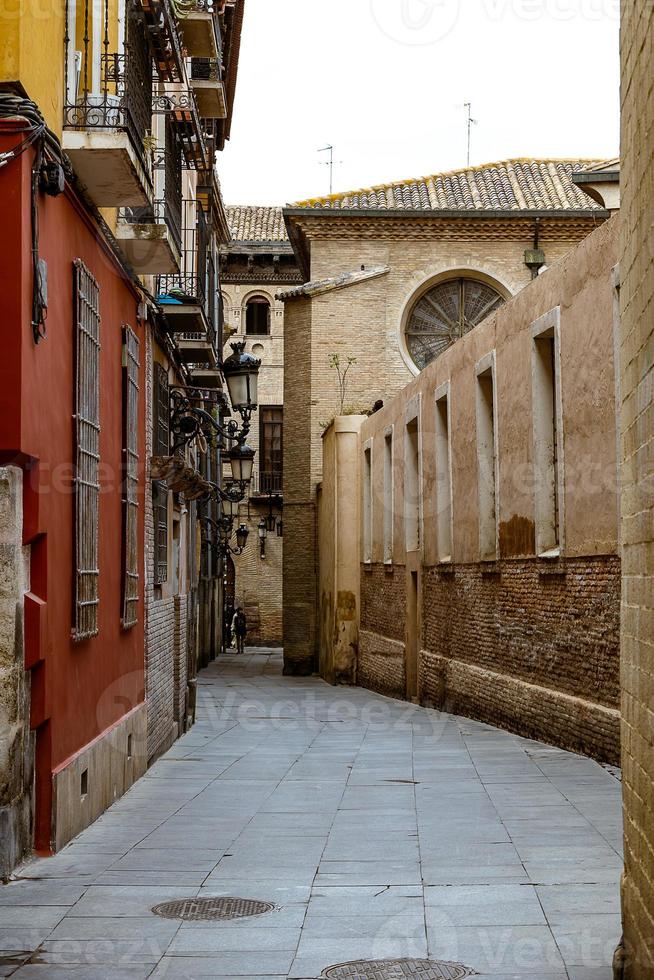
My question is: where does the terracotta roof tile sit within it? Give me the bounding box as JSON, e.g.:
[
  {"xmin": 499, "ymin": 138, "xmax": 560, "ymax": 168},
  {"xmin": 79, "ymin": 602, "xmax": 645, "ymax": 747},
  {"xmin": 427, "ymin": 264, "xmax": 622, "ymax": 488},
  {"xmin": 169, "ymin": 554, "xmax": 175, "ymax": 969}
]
[
  {"xmin": 226, "ymin": 205, "xmax": 288, "ymax": 242},
  {"xmin": 290, "ymin": 159, "xmax": 607, "ymax": 212}
]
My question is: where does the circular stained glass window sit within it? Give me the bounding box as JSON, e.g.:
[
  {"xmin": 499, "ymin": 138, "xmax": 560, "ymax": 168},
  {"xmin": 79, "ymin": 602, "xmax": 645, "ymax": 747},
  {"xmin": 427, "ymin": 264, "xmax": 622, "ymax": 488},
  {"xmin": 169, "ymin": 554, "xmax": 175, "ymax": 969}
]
[{"xmin": 406, "ymin": 277, "xmax": 506, "ymax": 371}]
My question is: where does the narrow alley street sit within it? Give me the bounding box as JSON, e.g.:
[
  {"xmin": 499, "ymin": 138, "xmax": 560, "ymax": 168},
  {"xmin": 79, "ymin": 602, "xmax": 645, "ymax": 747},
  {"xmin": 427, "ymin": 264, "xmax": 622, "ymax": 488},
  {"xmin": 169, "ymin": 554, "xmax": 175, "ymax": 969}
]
[{"xmin": 0, "ymin": 651, "xmax": 623, "ymax": 979}]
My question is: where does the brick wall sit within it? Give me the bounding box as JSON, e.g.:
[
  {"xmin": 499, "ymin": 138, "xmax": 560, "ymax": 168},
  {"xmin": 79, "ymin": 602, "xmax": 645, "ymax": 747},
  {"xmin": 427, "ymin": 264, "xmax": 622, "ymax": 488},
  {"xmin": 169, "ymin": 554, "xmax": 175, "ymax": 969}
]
[
  {"xmin": 173, "ymin": 594, "xmax": 188, "ymax": 725},
  {"xmin": 283, "ymin": 297, "xmax": 316, "ymax": 673},
  {"xmin": 620, "ymin": 2, "xmax": 654, "ymax": 974},
  {"xmin": 144, "ymin": 328, "xmax": 177, "ymax": 763},
  {"xmin": 359, "ymin": 565, "xmax": 407, "ymax": 696},
  {"xmin": 421, "ymin": 557, "xmax": 620, "ymax": 761}
]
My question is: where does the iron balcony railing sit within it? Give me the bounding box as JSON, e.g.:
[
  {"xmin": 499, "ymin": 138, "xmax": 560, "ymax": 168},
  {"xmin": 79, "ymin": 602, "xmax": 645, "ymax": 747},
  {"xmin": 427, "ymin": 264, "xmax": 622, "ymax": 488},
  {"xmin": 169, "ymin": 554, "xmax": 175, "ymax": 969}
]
[
  {"xmin": 190, "ymin": 57, "xmax": 221, "ymax": 82},
  {"xmin": 118, "ymin": 199, "xmax": 182, "ymax": 257},
  {"xmin": 251, "ymin": 471, "xmax": 283, "ymax": 496},
  {"xmin": 64, "ymin": 1, "xmax": 154, "ymax": 175},
  {"xmin": 157, "ymin": 201, "xmax": 211, "ymax": 330}
]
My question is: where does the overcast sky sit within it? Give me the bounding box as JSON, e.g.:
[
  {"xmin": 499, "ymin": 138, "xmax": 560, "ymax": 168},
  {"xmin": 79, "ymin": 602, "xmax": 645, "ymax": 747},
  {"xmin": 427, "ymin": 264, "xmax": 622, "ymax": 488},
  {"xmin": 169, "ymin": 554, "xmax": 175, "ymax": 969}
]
[{"xmin": 218, "ymin": 0, "xmax": 620, "ymax": 206}]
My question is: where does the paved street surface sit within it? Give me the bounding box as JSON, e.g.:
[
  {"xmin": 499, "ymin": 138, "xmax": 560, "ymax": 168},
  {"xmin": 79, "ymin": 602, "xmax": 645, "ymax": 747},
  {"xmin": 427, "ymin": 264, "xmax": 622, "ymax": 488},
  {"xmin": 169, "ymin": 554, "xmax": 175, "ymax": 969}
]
[{"xmin": 0, "ymin": 649, "xmax": 623, "ymax": 979}]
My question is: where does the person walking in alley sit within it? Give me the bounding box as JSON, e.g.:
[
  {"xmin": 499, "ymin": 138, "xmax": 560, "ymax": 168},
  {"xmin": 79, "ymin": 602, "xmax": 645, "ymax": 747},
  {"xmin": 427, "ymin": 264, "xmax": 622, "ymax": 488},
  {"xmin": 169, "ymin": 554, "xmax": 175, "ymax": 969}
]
[{"xmin": 232, "ymin": 607, "xmax": 247, "ymax": 654}]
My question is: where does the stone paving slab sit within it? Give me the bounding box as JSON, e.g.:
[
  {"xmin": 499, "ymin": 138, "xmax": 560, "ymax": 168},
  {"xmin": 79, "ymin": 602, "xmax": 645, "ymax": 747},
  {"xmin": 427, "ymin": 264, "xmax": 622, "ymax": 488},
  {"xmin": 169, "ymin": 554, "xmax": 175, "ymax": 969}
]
[{"xmin": 0, "ymin": 648, "xmax": 623, "ymax": 979}]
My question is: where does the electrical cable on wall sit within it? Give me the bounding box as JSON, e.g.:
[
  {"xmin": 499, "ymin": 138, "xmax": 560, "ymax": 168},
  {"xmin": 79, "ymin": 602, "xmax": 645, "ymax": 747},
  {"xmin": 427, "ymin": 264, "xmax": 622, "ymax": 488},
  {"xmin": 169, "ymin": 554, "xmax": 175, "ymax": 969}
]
[{"xmin": 0, "ymin": 94, "xmax": 67, "ymax": 343}]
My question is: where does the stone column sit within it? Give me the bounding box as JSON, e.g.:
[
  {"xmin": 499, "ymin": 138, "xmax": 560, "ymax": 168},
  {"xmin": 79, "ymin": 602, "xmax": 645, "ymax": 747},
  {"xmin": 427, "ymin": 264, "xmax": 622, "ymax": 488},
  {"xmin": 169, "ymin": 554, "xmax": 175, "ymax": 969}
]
[{"xmin": 0, "ymin": 466, "xmax": 33, "ymax": 876}]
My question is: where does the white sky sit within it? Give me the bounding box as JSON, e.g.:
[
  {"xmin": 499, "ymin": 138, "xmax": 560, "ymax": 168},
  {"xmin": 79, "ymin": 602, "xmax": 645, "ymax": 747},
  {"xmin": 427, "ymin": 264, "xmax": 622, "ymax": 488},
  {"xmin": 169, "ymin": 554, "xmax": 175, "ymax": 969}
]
[{"xmin": 219, "ymin": 0, "xmax": 620, "ymax": 206}]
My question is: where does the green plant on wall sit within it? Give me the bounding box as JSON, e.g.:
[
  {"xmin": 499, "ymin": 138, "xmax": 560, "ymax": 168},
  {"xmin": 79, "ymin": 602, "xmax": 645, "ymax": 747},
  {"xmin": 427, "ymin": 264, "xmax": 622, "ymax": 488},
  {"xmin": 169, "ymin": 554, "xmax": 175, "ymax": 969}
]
[{"xmin": 329, "ymin": 353, "xmax": 357, "ymax": 416}]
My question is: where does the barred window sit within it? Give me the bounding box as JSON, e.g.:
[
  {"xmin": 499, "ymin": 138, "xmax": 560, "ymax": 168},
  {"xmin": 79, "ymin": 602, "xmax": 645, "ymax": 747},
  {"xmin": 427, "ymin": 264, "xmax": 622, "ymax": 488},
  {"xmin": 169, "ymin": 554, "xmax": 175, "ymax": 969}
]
[
  {"xmin": 152, "ymin": 361, "xmax": 169, "ymax": 585},
  {"xmin": 73, "ymin": 260, "xmax": 101, "ymax": 641},
  {"xmin": 122, "ymin": 326, "xmax": 140, "ymax": 628}
]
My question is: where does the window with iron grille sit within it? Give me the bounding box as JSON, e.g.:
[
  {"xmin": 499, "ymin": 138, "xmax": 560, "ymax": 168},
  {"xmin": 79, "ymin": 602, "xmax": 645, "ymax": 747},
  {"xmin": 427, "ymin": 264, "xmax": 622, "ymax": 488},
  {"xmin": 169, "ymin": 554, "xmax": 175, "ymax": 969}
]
[
  {"xmin": 260, "ymin": 407, "xmax": 283, "ymax": 493},
  {"xmin": 73, "ymin": 260, "xmax": 101, "ymax": 641},
  {"xmin": 152, "ymin": 361, "xmax": 169, "ymax": 585},
  {"xmin": 122, "ymin": 326, "xmax": 140, "ymax": 628}
]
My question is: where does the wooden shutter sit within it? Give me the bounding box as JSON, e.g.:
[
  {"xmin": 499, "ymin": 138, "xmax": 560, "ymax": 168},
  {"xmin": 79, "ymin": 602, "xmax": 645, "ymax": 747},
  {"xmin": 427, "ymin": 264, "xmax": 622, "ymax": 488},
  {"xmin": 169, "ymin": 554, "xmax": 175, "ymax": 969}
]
[
  {"xmin": 73, "ymin": 260, "xmax": 101, "ymax": 641},
  {"xmin": 122, "ymin": 326, "xmax": 140, "ymax": 628}
]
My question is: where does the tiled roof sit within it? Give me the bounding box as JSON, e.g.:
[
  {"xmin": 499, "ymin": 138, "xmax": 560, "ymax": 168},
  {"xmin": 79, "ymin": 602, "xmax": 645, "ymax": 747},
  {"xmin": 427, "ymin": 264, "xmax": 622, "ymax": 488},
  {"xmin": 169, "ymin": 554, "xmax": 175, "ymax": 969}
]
[
  {"xmin": 290, "ymin": 159, "xmax": 607, "ymax": 212},
  {"xmin": 226, "ymin": 206, "xmax": 288, "ymax": 242}
]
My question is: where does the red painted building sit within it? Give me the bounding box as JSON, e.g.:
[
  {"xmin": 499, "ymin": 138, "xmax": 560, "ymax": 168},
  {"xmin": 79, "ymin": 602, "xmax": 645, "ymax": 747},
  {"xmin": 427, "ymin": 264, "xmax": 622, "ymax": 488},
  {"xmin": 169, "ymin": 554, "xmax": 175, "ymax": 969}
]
[{"xmin": 0, "ymin": 122, "xmax": 147, "ymax": 856}]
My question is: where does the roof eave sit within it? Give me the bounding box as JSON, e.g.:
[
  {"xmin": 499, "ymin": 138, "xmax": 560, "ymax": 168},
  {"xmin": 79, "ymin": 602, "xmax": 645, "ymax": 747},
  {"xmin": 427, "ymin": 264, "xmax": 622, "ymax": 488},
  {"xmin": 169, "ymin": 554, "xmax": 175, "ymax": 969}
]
[{"xmin": 283, "ymin": 206, "xmax": 609, "ymax": 220}]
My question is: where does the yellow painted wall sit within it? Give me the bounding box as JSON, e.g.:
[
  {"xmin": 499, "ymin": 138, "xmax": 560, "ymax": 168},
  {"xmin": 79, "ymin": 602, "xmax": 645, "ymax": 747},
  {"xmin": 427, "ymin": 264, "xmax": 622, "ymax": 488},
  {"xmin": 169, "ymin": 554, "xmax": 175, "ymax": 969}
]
[{"xmin": 0, "ymin": 0, "xmax": 66, "ymax": 136}]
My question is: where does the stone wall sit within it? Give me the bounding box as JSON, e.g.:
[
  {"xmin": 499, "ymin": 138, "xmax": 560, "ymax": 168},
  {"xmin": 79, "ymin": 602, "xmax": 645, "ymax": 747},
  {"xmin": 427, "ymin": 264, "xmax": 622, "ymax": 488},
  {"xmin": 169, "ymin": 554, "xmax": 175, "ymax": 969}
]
[
  {"xmin": 0, "ymin": 467, "xmax": 33, "ymax": 877},
  {"xmin": 620, "ymin": 1, "xmax": 654, "ymax": 974}
]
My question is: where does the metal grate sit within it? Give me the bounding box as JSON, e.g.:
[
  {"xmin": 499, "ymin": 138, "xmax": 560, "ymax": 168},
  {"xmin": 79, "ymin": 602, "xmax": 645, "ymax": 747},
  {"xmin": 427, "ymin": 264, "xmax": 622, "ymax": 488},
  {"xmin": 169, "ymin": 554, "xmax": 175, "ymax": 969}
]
[
  {"xmin": 73, "ymin": 259, "xmax": 101, "ymax": 641},
  {"xmin": 151, "ymin": 897, "xmax": 275, "ymax": 921},
  {"xmin": 321, "ymin": 960, "xmax": 477, "ymax": 980},
  {"xmin": 121, "ymin": 326, "xmax": 140, "ymax": 629}
]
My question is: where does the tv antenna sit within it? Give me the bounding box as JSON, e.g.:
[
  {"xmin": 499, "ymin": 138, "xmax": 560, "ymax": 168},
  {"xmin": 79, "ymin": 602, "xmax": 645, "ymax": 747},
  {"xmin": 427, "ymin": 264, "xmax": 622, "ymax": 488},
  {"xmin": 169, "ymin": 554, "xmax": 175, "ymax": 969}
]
[
  {"xmin": 464, "ymin": 103, "xmax": 477, "ymax": 167},
  {"xmin": 318, "ymin": 144, "xmax": 342, "ymax": 195}
]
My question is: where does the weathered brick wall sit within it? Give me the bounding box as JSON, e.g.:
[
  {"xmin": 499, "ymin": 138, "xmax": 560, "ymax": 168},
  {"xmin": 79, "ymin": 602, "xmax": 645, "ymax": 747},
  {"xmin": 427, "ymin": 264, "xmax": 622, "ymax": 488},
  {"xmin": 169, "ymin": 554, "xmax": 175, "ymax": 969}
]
[
  {"xmin": 420, "ymin": 557, "xmax": 620, "ymax": 762},
  {"xmin": 144, "ymin": 328, "xmax": 177, "ymax": 763},
  {"xmin": 620, "ymin": 2, "xmax": 654, "ymax": 974},
  {"xmin": 233, "ymin": 524, "xmax": 283, "ymax": 646},
  {"xmin": 283, "ymin": 297, "xmax": 316, "ymax": 673},
  {"xmin": 359, "ymin": 565, "xmax": 407, "ymax": 696}
]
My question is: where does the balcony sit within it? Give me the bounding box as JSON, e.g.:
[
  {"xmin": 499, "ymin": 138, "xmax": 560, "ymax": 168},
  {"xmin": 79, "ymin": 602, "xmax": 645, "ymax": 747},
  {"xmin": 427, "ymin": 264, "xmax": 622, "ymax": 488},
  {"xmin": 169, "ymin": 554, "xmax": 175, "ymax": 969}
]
[
  {"xmin": 178, "ymin": 2, "xmax": 220, "ymax": 58},
  {"xmin": 250, "ymin": 471, "xmax": 283, "ymax": 498},
  {"xmin": 187, "ymin": 365, "xmax": 222, "ymax": 387},
  {"xmin": 116, "ymin": 200, "xmax": 181, "ymax": 274},
  {"xmin": 190, "ymin": 59, "xmax": 227, "ymax": 118},
  {"xmin": 63, "ymin": 3, "xmax": 154, "ymax": 206},
  {"xmin": 157, "ymin": 202, "xmax": 211, "ymax": 334}
]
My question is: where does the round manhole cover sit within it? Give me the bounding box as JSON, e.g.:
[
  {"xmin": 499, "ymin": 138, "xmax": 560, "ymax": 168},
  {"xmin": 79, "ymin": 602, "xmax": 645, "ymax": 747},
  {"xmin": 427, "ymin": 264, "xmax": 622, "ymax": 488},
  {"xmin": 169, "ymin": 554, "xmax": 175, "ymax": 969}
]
[
  {"xmin": 151, "ymin": 897, "xmax": 275, "ymax": 921},
  {"xmin": 321, "ymin": 960, "xmax": 476, "ymax": 980}
]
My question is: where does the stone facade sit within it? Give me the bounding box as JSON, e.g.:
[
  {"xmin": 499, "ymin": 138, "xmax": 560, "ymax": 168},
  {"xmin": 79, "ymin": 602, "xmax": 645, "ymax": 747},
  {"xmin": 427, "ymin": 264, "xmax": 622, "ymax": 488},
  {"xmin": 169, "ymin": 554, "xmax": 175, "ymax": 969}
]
[
  {"xmin": 282, "ymin": 194, "xmax": 610, "ymax": 674},
  {"xmin": 619, "ymin": 1, "xmax": 654, "ymax": 974},
  {"xmin": 319, "ymin": 215, "xmax": 622, "ymax": 762},
  {"xmin": 0, "ymin": 467, "xmax": 32, "ymax": 877}
]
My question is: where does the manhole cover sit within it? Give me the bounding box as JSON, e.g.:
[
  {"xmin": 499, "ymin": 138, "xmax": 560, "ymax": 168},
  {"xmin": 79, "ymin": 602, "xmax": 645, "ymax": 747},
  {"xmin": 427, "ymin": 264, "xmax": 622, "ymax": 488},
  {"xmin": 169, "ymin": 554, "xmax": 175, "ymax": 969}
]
[
  {"xmin": 151, "ymin": 897, "xmax": 275, "ymax": 921},
  {"xmin": 321, "ymin": 960, "xmax": 476, "ymax": 979}
]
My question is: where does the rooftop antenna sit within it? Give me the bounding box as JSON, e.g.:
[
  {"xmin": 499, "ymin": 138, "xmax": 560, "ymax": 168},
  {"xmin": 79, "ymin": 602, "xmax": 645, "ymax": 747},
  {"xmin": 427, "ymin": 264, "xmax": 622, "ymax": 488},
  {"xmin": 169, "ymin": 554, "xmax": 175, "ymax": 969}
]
[
  {"xmin": 464, "ymin": 103, "xmax": 477, "ymax": 167},
  {"xmin": 318, "ymin": 144, "xmax": 342, "ymax": 195}
]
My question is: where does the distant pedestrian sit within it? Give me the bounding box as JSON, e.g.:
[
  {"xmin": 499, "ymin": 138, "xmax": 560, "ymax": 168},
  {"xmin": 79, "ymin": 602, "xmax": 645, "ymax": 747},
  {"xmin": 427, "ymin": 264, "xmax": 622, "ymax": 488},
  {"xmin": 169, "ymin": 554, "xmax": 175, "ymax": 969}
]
[{"xmin": 232, "ymin": 607, "xmax": 247, "ymax": 655}]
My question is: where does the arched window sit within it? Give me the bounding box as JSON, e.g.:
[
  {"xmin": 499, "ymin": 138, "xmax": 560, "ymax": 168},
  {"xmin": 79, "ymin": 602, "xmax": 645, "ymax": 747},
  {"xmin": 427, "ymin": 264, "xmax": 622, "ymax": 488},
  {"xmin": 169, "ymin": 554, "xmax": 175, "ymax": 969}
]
[
  {"xmin": 405, "ymin": 277, "xmax": 505, "ymax": 371},
  {"xmin": 245, "ymin": 297, "xmax": 271, "ymax": 336}
]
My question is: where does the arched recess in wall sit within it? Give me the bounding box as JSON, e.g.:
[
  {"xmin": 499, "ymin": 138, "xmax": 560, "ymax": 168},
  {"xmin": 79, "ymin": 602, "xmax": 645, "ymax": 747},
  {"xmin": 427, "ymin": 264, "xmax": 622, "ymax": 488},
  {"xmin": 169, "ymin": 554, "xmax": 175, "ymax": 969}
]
[
  {"xmin": 244, "ymin": 294, "xmax": 272, "ymax": 336},
  {"xmin": 399, "ymin": 269, "xmax": 513, "ymax": 375}
]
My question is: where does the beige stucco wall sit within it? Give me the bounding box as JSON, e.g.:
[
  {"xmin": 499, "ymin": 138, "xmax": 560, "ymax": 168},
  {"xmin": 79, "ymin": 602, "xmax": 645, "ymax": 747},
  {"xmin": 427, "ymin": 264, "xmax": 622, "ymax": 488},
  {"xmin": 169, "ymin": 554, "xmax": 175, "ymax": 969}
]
[
  {"xmin": 619, "ymin": 1, "xmax": 654, "ymax": 974},
  {"xmin": 360, "ymin": 216, "xmax": 620, "ymax": 565},
  {"xmin": 317, "ymin": 417, "xmax": 365, "ymax": 684}
]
